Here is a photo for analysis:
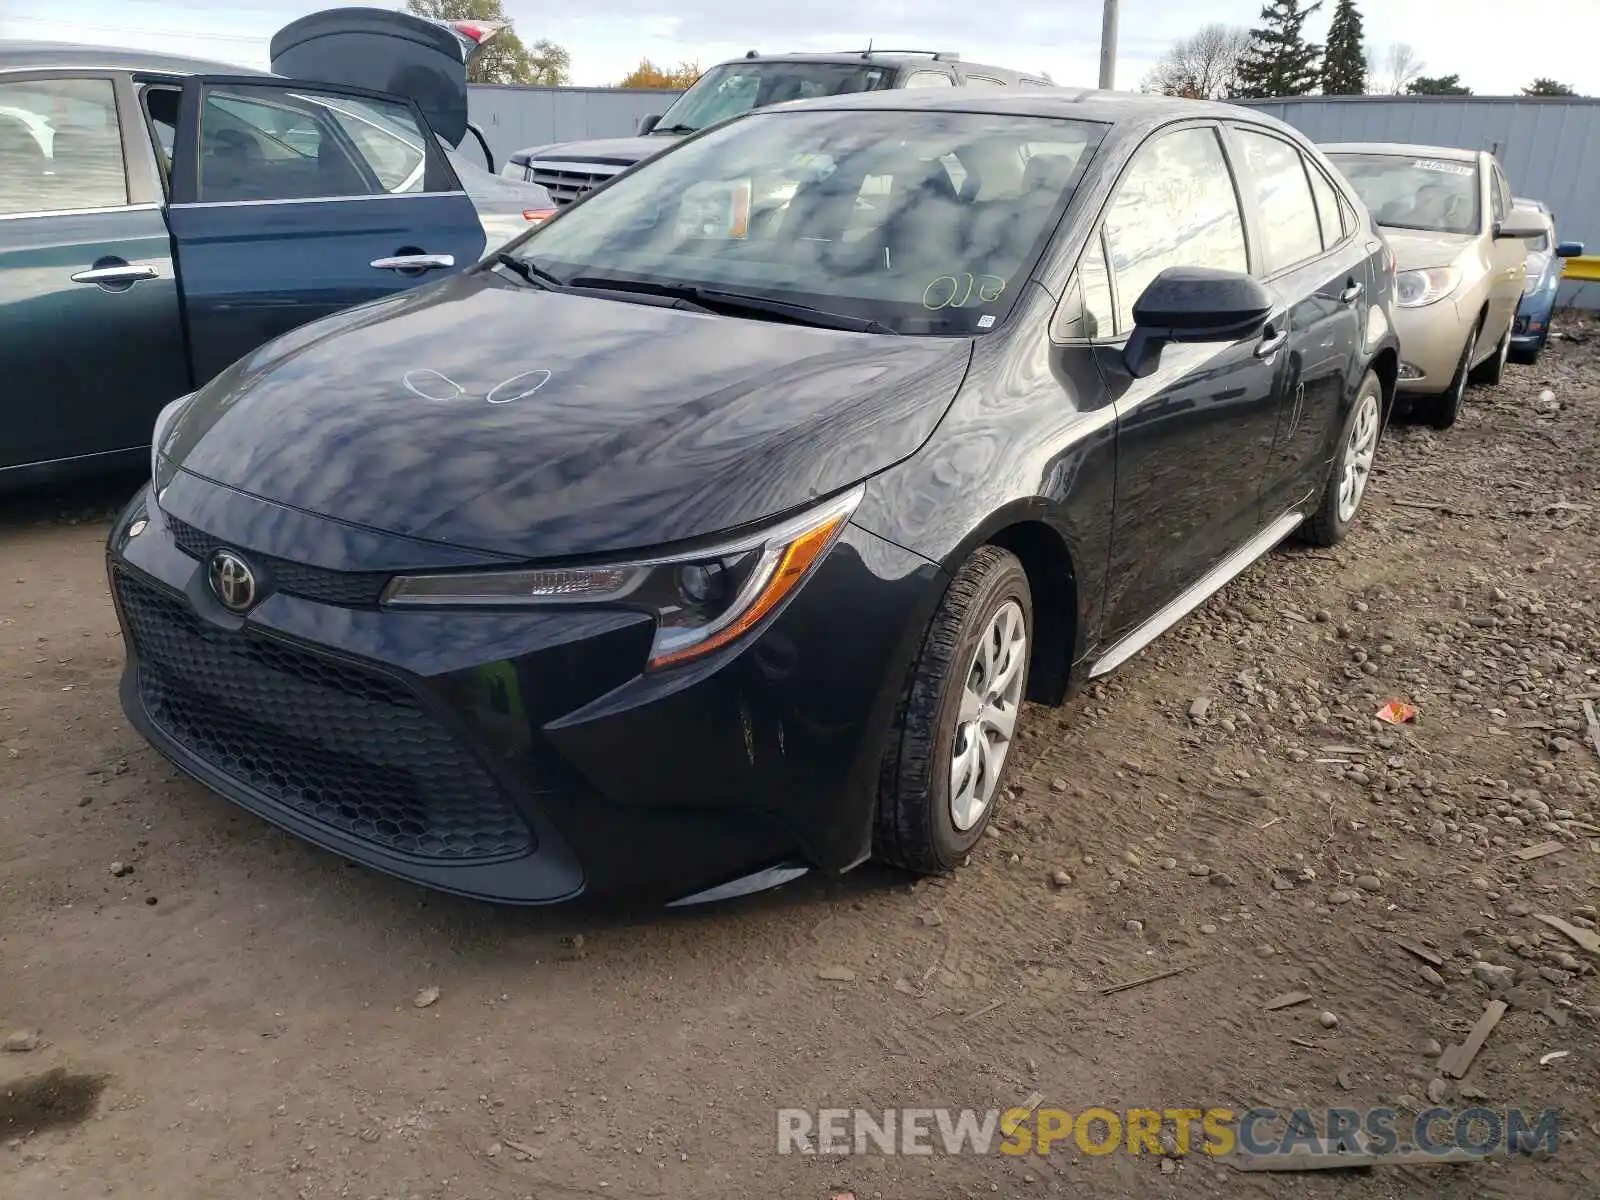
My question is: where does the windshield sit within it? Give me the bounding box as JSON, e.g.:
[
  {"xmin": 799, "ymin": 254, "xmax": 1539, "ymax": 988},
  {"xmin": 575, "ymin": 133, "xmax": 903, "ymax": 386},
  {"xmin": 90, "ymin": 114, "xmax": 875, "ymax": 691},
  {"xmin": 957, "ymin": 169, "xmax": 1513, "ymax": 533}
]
[
  {"xmin": 503, "ymin": 108, "xmax": 1106, "ymax": 335},
  {"xmin": 1326, "ymin": 152, "xmax": 1480, "ymax": 235},
  {"xmin": 653, "ymin": 62, "xmax": 898, "ymax": 133}
]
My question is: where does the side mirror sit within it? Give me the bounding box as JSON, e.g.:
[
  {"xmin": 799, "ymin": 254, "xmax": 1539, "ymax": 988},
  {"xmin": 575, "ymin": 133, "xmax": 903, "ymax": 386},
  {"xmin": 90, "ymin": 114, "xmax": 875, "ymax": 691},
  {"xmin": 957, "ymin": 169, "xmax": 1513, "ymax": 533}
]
[
  {"xmin": 1494, "ymin": 208, "xmax": 1547, "ymax": 240},
  {"xmin": 638, "ymin": 113, "xmax": 661, "ymax": 134},
  {"xmin": 1556, "ymin": 240, "xmax": 1585, "ymax": 258},
  {"xmin": 1123, "ymin": 267, "xmax": 1275, "ymax": 379}
]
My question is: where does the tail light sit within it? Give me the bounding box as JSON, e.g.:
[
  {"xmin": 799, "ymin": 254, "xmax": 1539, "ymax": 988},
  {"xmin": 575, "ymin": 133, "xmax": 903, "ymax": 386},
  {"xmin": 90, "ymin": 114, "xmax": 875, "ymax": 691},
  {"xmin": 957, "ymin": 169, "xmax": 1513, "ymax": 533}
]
[
  {"xmin": 449, "ymin": 20, "xmax": 506, "ymax": 44},
  {"xmin": 523, "ymin": 208, "xmax": 556, "ymax": 225}
]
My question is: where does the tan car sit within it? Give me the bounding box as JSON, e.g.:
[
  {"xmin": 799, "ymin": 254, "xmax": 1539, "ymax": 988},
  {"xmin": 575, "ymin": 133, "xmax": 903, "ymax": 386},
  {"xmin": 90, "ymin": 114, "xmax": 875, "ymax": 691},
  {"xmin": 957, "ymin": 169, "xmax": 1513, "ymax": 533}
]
[{"xmin": 1323, "ymin": 142, "xmax": 1545, "ymax": 429}]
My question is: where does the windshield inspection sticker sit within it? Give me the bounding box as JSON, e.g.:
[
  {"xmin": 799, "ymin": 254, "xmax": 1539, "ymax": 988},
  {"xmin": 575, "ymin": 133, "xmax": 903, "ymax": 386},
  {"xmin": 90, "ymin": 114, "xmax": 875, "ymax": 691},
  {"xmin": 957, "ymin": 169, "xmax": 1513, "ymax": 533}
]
[{"xmin": 1413, "ymin": 159, "xmax": 1474, "ymax": 176}]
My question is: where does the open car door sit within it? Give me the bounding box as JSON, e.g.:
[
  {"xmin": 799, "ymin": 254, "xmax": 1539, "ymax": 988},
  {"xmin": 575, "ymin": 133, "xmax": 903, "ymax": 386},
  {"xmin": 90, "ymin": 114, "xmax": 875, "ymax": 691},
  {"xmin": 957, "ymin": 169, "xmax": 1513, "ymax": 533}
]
[
  {"xmin": 165, "ymin": 74, "xmax": 486, "ymax": 384},
  {"xmin": 270, "ymin": 7, "xmax": 504, "ymax": 168}
]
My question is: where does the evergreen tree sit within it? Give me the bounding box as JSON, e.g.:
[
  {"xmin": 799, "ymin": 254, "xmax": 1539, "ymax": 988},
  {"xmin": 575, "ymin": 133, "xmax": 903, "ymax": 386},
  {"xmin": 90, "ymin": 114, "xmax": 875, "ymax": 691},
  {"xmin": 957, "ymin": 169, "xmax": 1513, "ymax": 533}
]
[
  {"xmin": 1232, "ymin": 0, "xmax": 1324, "ymax": 99},
  {"xmin": 1523, "ymin": 78, "xmax": 1577, "ymax": 96},
  {"xmin": 1407, "ymin": 74, "xmax": 1471, "ymax": 96},
  {"xmin": 1321, "ymin": 0, "xmax": 1366, "ymax": 95}
]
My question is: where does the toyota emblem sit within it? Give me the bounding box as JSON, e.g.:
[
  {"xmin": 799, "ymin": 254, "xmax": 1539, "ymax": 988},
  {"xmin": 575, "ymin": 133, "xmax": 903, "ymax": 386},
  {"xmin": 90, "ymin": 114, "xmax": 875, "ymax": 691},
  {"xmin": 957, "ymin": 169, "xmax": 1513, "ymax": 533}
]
[{"xmin": 208, "ymin": 550, "xmax": 259, "ymax": 612}]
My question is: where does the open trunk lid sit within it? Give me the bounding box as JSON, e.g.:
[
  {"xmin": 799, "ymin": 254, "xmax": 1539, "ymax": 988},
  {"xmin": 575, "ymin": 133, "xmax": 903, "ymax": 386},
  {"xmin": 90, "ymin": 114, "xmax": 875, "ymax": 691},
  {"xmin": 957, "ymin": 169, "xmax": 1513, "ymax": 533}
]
[{"xmin": 269, "ymin": 6, "xmax": 503, "ymax": 149}]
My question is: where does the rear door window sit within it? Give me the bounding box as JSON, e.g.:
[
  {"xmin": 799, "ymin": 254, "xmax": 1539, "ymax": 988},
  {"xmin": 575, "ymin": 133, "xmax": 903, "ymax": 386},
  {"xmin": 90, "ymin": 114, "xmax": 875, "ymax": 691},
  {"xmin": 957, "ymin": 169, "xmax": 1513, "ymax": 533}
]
[
  {"xmin": 1305, "ymin": 162, "xmax": 1345, "ymax": 250},
  {"xmin": 1233, "ymin": 128, "xmax": 1323, "ymax": 274},
  {"xmin": 193, "ymin": 83, "xmax": 433, "ymax": 202},
  {"xmin": 0, "ymin": 77, "xmax": 127, "ymax": 215}
]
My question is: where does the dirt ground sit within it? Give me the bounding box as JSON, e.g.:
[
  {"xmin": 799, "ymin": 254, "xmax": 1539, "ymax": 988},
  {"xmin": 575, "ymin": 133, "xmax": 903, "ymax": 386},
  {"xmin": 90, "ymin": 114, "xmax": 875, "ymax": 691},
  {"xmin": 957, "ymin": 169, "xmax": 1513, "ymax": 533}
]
[{"xmin": 3, "ymin": 323, "xmax": 1598, "ymax": 1200}]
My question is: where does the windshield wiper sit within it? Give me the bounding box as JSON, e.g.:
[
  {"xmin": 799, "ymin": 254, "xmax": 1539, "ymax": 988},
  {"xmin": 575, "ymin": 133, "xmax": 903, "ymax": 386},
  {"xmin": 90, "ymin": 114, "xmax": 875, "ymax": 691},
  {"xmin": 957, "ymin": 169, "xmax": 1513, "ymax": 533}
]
[
  {"xmin": 493, "ymin": 251, "xmax": 568, "ymax": 290},
  {"xmin": 650, "ymin": 123, "xmax": 699, "ymax": 135},
  {"xmin": 565, "ymin": 276, "xmax": 895, "ymax": 333}
]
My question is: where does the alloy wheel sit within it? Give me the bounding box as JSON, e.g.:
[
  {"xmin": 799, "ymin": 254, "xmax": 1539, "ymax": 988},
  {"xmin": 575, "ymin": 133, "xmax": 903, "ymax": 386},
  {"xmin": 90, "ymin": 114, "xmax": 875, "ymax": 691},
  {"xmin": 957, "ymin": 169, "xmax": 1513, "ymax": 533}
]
[
  {"xmin": 1337, "ymin": 391, "xmax": 1381, "ymax": 524},
  {"xmin": 949, "ymin": 600, "xmax": 1027, "ymax": 831}
]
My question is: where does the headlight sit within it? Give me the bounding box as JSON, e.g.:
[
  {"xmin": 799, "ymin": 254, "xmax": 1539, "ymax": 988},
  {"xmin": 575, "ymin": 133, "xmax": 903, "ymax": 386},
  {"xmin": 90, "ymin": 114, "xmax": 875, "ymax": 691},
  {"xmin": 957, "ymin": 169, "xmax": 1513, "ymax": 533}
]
[
  {"xmin": 1395, "ymin": 266, "xmax": 1461, "ymax": 308},
  {"xmin": 1522, "ymin": 270, "xmax": 1542, "ymax": 296},
  {"xmin": 499, "ymin": 160, "xmax": 527, "ymax": 180},
  {"xmin": 150, "ymin": 392, "xmax": 195, "ymax": 494},
  {"xmin": 382, "ymin": 486, "xmax": 864, "ymax": 670}
]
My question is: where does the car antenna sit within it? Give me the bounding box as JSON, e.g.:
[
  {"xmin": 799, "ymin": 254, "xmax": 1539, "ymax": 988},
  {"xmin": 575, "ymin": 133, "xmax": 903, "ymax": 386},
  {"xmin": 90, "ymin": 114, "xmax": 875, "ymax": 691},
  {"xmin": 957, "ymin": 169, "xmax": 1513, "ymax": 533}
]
[{"xmin": 863, "ymin": 37, "xmax": 873, "ymax": 60}]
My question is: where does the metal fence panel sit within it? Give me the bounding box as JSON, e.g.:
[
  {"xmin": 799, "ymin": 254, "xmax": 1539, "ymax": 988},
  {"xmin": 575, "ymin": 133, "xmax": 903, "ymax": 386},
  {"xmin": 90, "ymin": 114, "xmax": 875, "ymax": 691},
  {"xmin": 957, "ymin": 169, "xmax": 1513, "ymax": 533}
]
[
  {"xmin": 1239, "ymin": 96, "xmax": 1600, "ymax": 308},
  {"xmin": 465, "ymin": 85, "xmax": 683, "ymax": 170}
]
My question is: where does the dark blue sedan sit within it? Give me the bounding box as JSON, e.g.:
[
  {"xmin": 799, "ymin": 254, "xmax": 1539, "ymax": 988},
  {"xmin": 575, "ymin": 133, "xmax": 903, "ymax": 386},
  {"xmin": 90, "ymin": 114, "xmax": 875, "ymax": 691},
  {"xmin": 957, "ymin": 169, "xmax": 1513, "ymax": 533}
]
[
  {"xmin": 1511, "ymin": 197, "xmax": 1584, "ymax": 364},
  {"xmin": 0, "ymin": 9, "xmax": 551, "ymax": 487}
]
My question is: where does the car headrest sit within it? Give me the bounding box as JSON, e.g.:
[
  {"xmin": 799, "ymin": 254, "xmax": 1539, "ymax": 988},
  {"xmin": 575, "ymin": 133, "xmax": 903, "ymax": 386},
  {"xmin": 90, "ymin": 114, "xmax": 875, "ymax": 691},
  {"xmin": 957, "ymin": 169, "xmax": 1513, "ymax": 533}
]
[
  {"xmin": 41, "ymin": 124, "xmax": 126, "ymax": 205},
  {"xmin": 1022, "ymin": 153, "xmax": 1076, "ymax": 196}
]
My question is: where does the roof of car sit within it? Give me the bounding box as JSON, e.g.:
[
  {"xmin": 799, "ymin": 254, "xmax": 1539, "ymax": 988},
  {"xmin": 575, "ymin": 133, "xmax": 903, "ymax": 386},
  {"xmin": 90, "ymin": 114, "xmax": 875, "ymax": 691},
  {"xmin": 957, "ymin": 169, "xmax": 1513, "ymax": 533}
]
[
  {"xmin": 1321, "ymin": 141, "xmax": 1480, "ymax": 162},
  {"xmin": 759, "ymin": 85, "xmax": 1283, "ymax": 128},
  {"xmin": 0, "ymin": 41, "xmax": 267, "ymax": 77}
]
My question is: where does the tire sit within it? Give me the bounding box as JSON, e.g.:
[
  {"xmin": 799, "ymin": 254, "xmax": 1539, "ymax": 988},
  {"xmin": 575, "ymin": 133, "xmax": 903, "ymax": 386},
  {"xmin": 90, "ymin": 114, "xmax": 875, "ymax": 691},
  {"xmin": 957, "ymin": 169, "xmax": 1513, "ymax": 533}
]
[
  {"xmin": 1303, "ymin": 371, "xmax": 1383, "ymax": 547},
  {"xmin": 875, "ymin": 545, "xmax": 1032, "ymax": 874},
  {"xmin": 1415, "ymin": 319, "xmax": 1479, "ymax": 431},
  {"xmin": 1469, "ymin": 318, "xmax": 1511, "ymax": 386},
  {"xmin": 1508, "ymin": 330, "xmax": 1544, "ymax": 367}
]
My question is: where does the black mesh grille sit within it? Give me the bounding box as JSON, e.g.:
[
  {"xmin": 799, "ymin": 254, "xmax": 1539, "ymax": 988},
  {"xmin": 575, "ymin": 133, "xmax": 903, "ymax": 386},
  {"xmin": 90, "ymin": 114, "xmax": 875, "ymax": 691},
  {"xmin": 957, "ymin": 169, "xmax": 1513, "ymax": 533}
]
[
  {"xmin": 116, "ymin": 571, "xmax": 532, "ymax": 861},
  {"xmin": 166, "ymin": 515, "xmax": 391, "ymax": 608},
  {"xmin": 529, "ymin": 164, "xmax": 621, "ymax": 205},
  {"xmin": 1514, "ymin": 314, "xmax": 1532, "ymax": 335}
]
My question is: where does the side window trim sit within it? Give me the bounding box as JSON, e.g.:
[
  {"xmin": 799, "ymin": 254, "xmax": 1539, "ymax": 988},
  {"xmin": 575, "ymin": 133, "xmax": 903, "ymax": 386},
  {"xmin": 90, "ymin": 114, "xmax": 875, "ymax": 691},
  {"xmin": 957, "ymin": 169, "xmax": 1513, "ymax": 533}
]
[
  {"xmin": 168, "ymin": 73, "xmax": 466, "ymax": 207},
  {"xmin": 1304, "ymin": 157, "xmax": 1351, "ymax": 251},
  {"xmin": 1222, "ymin": 122, "xmax": 1327, "ymax": 279}
]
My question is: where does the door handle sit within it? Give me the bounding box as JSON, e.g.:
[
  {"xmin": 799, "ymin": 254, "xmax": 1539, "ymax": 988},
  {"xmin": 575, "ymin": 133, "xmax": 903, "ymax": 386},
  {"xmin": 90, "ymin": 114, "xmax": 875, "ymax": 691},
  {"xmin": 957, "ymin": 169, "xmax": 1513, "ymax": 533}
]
[
  {"xmin": 370, "ymin": 254, "xmax": 456, "ymax": 272},
  {"xmin": 1255, "ymin": 328, "xmax": 1289, "ymax": 358},
  {"xmin": 70, "ymin": 264, "xmax": 158, "ymax": 285},
  {"xmin": 1339, "ymin": 282, "xmax": 1364, "ymax": 304}
]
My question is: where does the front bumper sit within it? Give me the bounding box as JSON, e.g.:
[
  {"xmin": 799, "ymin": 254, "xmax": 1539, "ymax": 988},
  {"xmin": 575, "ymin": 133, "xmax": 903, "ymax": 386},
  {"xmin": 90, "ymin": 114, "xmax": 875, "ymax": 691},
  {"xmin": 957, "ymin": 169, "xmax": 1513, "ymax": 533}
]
[
  {"xmin": 1393, "ymin": 299, "xmax": 1472, "ymax": 395},
  {"xmin": 107, "ymin": 473, "xmax": 943, "ymax": 905},
  {"xmin": 1512, "ymin": 293, "xmax": 1554, "ymax": 348}
]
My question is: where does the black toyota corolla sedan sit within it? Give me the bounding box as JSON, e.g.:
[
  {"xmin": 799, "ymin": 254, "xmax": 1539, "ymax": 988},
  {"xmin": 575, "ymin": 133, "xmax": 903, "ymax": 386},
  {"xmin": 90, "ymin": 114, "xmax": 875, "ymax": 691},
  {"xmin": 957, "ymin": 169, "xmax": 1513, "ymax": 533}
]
[{"xmin": 108, "ymin": 88, "xmax": 1399, "ymax": 906}]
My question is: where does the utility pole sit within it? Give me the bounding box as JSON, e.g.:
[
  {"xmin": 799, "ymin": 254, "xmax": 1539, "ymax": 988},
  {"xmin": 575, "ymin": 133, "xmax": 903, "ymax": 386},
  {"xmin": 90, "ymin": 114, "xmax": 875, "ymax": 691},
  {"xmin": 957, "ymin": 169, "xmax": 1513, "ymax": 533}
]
[{"xmin": 1098, "ymin": 0, "xmax": 1119, "ymax": 90}]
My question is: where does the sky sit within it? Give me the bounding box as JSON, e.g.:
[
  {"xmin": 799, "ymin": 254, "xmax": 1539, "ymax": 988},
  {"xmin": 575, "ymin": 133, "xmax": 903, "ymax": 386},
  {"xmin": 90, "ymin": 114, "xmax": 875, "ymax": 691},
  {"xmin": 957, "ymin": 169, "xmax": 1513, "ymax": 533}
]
[{"xmin": 1, "ymin": 0, "xmax": 1596, "ymax": 95}]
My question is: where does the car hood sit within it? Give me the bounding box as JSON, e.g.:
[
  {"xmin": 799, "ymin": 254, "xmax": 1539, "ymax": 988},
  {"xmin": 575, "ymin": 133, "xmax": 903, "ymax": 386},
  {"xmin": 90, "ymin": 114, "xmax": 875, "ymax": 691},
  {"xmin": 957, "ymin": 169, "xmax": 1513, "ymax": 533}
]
[
  {"xmin": 164, "ymin": 271, "xmax": 972, "ymax": 561},
  {"xmin": 1380, "ymin": 227, "xmax": 1477, "ymax": 271},
  {"xmin": 514, "ymin": 134, "xmax": 682, "ymax": 166}
]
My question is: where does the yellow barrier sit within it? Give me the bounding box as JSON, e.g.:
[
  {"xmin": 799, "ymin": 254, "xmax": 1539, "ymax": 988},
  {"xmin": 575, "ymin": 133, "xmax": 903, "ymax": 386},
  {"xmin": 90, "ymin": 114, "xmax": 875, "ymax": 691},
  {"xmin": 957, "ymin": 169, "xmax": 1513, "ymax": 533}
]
[{"xmin": 1561, "ymin": 256, "xmax": 1600, "ymax": 282}]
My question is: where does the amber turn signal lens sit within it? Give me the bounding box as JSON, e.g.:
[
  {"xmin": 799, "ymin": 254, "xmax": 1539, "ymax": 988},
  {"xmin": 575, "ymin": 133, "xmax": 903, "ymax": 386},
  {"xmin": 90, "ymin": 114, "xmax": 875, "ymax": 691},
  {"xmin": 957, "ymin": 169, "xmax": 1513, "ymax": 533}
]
[{"xmin": 647, "ymin": 511, "xmax": 849, "ymax": 670}]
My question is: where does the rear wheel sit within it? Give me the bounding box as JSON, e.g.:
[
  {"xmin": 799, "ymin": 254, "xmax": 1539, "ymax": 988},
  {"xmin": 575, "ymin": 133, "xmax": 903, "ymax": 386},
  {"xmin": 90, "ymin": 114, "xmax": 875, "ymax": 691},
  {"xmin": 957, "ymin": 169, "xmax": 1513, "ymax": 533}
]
[
  {"xmin": 876, "ymin": 546, "xmax": 1032, "ymax": 874},
  {"xmin": 1304, "ymin": 371, "xmax": 1383, "ymax": 547},
  {"xmin": 1415, "ymin": 319, "xmax": 1479, "ymax": 430},
  {"xmin": 1469, "ymin": 319, "xmax": 1512, "ymax": 386}
]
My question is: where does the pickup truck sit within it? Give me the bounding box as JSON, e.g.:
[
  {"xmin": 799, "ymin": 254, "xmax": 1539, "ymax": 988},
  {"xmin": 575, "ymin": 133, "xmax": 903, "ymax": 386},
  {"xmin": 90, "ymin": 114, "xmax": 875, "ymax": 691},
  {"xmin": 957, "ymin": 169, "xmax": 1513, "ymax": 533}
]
[{"xmin": 0, "ymin": 7, "xmax": 554, "ymax": 486}]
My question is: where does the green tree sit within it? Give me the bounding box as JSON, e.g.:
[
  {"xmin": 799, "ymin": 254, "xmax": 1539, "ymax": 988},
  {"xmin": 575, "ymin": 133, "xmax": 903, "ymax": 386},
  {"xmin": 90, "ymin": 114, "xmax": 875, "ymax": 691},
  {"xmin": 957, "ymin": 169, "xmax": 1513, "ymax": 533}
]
[
  {"xmin": 1523, "ymin": 78, "xmax": 1577, "ymax": 96},
  {"xmin": 1406, "ymin": 74, "xmax": 1471, "ymax": 95},
  {"xmin": 616, "ymin": 59, "xmax": 703, "ymax": 89},
  {"xmin": 404, "ymin": 0, "xmax": 572, "ymax": 85},
  {"xmin": 1320, "ymin": 0, "xmax": 1366, "ymax": 95},
  {"xmin": 1232, "ymin": 0, "xmax": 1324, "ymax": 99}
]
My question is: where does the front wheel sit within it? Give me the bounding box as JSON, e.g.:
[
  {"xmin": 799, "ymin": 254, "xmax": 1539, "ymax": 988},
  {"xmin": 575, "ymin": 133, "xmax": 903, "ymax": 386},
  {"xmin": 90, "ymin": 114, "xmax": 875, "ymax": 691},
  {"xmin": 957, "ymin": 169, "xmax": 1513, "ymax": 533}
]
[
  {"xmin": 1469, "ymin": 318, "xmax": 1512, "ymax": 386},
  {"xmin": 1303, "ymin": 371, "xmax": 1383, "ymax": 547},
  {"xmin": 876, "ymin": 545, "xmax": 1032, "ymax": 873},
  {"xmin": 1415, "ymin": 319, "xmax": 1479, "ymax": 431}
]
